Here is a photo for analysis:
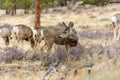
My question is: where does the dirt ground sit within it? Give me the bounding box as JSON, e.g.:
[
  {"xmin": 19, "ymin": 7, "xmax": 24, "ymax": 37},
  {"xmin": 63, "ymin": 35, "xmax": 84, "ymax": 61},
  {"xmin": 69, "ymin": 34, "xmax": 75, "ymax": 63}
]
[{"xmin": 0, "ymin": 3, "xmax": 120, "ymax": 80}]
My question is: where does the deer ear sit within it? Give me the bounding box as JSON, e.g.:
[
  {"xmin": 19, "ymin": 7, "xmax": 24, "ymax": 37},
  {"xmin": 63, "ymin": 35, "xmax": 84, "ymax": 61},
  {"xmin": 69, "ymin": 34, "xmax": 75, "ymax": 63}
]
[
  {"xmin": 62, "ymin": 22, "xmax": 67, "ymax": 28},
  {"xmin": 68, "ymin": 22, "xmax": 74, "ymax": 28}
]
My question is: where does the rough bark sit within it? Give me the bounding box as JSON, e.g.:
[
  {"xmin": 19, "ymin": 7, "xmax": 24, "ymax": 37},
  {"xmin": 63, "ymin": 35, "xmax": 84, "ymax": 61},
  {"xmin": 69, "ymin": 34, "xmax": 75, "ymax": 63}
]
[
  {"xmin": 24, "ymin": 8, "xmax": 28, "ymax": 14},
  {"xmin": 14, "ymin": 4, "xmax": 17, "ymax": 14},
  {"xmin": 6, "ymin": 9, "xmax": 10, "ymax": 14},
  {"xmin": 34, "ymin": 0, "xmax": 41, "ymax": 29},
  {"xmin": 64, "ymin": 0, "xmax": 67, "ymax": 6},
  {"xmin": 11, "ymin": 8, "xmax": 15, "ymax": 15}
]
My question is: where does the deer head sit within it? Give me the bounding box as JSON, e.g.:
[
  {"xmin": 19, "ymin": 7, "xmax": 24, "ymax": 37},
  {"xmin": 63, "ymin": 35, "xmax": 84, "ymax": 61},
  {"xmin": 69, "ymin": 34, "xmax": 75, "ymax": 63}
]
[
  {"xmin": 57, "ymin": 22, "xmax": 78, "ymax": 47},
  {"xmin": 60, "ymin": 22, "xmax": 77, "ymax": 38}
]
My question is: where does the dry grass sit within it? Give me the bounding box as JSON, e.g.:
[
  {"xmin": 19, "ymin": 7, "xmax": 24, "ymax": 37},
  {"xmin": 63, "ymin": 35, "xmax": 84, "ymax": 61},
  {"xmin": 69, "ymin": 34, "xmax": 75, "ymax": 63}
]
[{"xmin": 0, "ymin": 3, "xmax": 120, "ymax": 80}]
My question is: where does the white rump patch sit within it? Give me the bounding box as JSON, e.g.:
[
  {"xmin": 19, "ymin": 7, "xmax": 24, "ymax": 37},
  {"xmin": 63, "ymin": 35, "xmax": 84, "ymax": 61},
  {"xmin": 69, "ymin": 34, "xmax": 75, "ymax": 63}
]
[
  {"xmin": 111, "ymin": 16, "xmax": 117, "ymax": 23},
  {"xmin": 33, "ymin": 29, "xmax": 38, "ymax": 40},
  {"xmin": 40, "ymin": 29, "xmax": 44, "ymax": 39},
  {"xmin": 33, "ymin": 29, "xmax": 38, "ymax": 35},
  {"xmin": 13, "ymin": 26, "xmax": 19, "ymax": 34},
  {"xmin": 0, "ymin": 29, "xmax": 2, "ymax": 33}
]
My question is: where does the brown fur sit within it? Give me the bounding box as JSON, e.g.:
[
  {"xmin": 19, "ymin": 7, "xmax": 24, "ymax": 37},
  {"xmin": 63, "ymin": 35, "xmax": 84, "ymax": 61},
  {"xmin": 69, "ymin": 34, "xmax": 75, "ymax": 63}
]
[
  {"xmin": 0, "ymin": 26, "xmax": 11, "ymax": 46},
  {"xmin": 13, "ymin": 24, "xmax": 34, "ymax": 48},
  {"xmin": 33, "ymin": 22, "xmax": 78, "ymax": 54}
]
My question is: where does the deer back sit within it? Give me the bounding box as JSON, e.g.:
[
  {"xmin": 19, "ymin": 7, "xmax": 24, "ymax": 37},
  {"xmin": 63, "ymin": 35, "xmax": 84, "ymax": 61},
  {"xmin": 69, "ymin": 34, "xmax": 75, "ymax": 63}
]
[
  {"xmin": 13, "ymin": 24, "xmax": 33, "ymax": 39},
  {"xmin": 0, "ymin": 26, "xmax": 11, "ymax": 38}
]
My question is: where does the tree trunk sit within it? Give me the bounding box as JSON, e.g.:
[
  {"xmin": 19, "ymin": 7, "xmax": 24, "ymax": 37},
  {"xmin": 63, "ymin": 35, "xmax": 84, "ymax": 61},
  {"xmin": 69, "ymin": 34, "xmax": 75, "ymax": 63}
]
[
  {"xmin": 64, "ymin": 0, "xmax": 67, "ymax": 6},
  {"xmin": 34, "ymin": 0, "xmax": 41, "ymax": 29},
  {"xmin": 24, "ymin": 8, "xmax": 28, "ymax": 14},
  {"xmin": 10, "ymin": 6, "xmax": 16, "ymax": 16},
  {"xmin": 6, "ymin": 9, "xmax": 10, "ymax": 14},
  {"xmin": 24, "ymin": 9, "xmax": 27, "ymax": 14},
  {"xmin": 14, "ymin": 4, "xmax": 17, "ymax": 14},
  {"xmin": 11, "ymin": 8, "xmax": 15, "ymax": 15}
]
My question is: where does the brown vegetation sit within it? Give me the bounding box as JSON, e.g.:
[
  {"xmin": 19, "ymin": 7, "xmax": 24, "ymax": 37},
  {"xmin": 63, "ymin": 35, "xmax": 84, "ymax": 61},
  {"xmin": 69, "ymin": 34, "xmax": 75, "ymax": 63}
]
[{"xmin": 0, "ymin": 3, "xmax": 120, "ymax": 80}]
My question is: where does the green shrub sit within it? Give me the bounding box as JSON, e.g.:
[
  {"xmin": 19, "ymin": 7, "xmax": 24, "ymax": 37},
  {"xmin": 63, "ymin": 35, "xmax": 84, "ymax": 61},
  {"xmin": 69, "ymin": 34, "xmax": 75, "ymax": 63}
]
[{"xmin": 82, "ymin": 0, "xmax": 109, "ymax": 6}]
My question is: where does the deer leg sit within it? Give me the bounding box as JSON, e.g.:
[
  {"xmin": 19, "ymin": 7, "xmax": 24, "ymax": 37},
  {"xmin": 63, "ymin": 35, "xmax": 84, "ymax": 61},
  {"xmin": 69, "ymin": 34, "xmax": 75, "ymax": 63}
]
[
  {"xmin": 30, "ymin": 37, "xmax": 35, "ymax": 48},
  {"xmin": 47, "ymin": 44, "xmax": 53, "ymax": 54},
  {"xmin": 65, "ymin": 45, "xmax": 71, "ymax": 61},
  {"xmin": 113, "ymin": 28, "xmax": 116, "ymax": 40},
  {"xmin": 114, "ymin": 27, "xmax": 117, "ymax": 40},
  {"xmin": 35, "ymin": 39, "xmax": 38, "ymax": 46},
  {"xmin": 17, "ymin": 37, "xmax": 20, "ymax": 42},
  {"xmin": 116, "ymin": 29, "xmax": 120, "ymax": 40},
  {"xmin": 5, "ymin": 36, "xmax": 9, "ymax": 46},
  {"xmin": 15, "ymin": 34, "xmax": 17, "ymax": 40},
  {"xmin": 15, "ymin": 35, "xmax": 20, "ymax": 42},
  {"xmin": 36, "ymin": 38, "xmax": 41, "ymax": 46},
  {"xmin": 65, "ymin": 45, "xmax": 71, "ymax": 54},
  {"xmin": 34, "ymin": 39, "xmax": 37, "ymax": 47},
  {"xmin": 40, "ymin": 42, "xmax": 48, "ymax": 56},
  {"xmin": 3, "ymin": 37, "xmax": 9, "ymax": 46},
  {"xmin": 116, "ymin": 33, "xmax": 119, "ymax": 40},
  {"xmin": 34, "ymin": 37, "xmax": 41, "ymax": 47}
]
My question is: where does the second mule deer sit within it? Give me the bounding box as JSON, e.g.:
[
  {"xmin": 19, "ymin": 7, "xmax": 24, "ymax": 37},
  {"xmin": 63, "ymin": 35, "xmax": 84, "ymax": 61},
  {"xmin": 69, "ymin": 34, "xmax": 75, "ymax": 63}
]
[
  {"xmin": 33, "ymin": 22, "xmax": 78, "ymax": 55},
  {"xmin": 111, "ymin": 14, "xmax": 120, "ymax": 40},
  {"xmin": 13, "ymin": 24, "xmax": 34, "ymax": 48},
  {"xmin": 0, "ymin": 24, "xmax": 12, "ymax": 46}
]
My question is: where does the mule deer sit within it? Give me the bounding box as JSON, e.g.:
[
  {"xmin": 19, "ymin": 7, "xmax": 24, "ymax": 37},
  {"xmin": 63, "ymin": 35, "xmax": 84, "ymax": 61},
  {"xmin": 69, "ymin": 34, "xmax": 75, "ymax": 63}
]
[
  {"xmin": 0, "ymin": 24, "xmax": 12, "ymax": 46},
  {"xmin": 33, "ymin": 22, "xmax": 78, "ymax": 55},
  {"xmin": 13, "ymin": 24, "xmax": 34, "ymax": 48},
  {"xmin": 111, "ymin": 14, "xmax": 120, "ymax": 40},
  {"xmin": 33, "ymin": 22, "xmax": 69, "ymax": 46}
]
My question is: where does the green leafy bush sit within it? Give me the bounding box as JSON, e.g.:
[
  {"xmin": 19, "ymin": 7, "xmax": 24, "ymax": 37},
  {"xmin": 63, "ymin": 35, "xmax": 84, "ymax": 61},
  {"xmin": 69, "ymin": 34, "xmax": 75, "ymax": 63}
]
[{"xmin": 82, "ymin": 0, "xmax": 109, "ymax": 6}]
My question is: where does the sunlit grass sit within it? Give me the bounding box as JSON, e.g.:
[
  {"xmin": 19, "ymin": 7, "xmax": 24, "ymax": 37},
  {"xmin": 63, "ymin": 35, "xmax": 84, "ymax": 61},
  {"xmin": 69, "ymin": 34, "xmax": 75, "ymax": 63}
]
[{"xmin": 0, "ymin": 3, "xmax": 120, "ymax": 80}]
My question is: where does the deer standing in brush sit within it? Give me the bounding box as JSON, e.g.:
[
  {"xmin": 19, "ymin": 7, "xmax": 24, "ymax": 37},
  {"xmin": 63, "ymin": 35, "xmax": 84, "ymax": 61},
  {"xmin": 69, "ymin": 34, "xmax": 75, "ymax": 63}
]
[
  {"xmin": 0, "ymin": 24, "xmax": 11, "ymax": 46},
  {"xmin": 111, "ymin": 14, "xmax": 120, "ymax": 40},
  {"xmin": 13, "ymin": 24, "xmax": 34, "ymax": 48},
  {"xmin": 33, "ymin": 22, "xmax": 78, "ymax": 55}
]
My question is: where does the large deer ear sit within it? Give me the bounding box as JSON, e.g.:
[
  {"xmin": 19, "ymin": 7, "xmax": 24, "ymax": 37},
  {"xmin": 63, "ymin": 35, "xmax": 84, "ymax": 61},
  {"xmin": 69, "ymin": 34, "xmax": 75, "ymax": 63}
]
[
  {"xmin": 68, "ymin": 21, "xmax": 74, "ymax": 28},
  {"xmin": 62, "ymin": 22, "xmax": 67, "ymax": 28}
]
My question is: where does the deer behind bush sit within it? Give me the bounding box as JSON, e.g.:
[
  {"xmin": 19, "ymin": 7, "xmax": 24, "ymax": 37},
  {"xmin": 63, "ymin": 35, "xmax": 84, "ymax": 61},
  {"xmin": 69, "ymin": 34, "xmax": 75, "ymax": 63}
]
[
  {"xmin": 33, "ymin": 22, "xmax": 78, "ymax": 54},
  {"xmin": 13, "ymin": 24, "xmax": 34, "ymax": 48},
  {"xmin": 111, "ymin": 14, "xmax": 120, "ymax": 40},
  {"xmin": 0, "ymin": 24, "xmax": 12, "ymax": 46}
]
